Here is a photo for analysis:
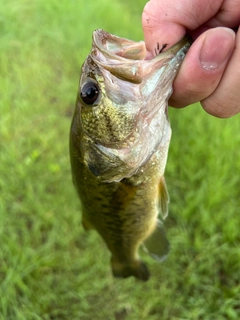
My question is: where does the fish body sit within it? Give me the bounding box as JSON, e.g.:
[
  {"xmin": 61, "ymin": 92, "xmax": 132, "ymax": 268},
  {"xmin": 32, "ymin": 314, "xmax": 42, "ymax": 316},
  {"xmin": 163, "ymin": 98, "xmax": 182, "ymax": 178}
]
[{"xmin": 70, "ymin": 30, "xmax": 191, "ymax": 281}]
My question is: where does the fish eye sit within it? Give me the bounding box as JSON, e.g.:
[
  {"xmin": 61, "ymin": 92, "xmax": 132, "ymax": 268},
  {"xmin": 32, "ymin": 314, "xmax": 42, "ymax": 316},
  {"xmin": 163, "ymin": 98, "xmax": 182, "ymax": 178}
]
[{"xmin": 80, "ymin": 81, "xmax": 100, "ymax": 105}]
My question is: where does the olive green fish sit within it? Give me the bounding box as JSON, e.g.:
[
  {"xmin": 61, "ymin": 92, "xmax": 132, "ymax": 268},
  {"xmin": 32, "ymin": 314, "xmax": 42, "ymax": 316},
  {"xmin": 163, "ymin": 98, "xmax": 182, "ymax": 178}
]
[{"xmin": 70, "ymin": 29, "xmax": 191, "ymax": 281}]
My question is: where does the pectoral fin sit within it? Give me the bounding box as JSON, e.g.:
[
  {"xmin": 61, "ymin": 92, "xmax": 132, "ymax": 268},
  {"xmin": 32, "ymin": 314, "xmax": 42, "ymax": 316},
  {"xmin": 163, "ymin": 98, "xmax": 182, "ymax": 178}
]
[
  {"xmin": 158, "ymin": 177, "xmax": 169, "ymax": 219},
  {"xmin": 143, "ymin": 220, "xmax": 170, "ymax": 262}
]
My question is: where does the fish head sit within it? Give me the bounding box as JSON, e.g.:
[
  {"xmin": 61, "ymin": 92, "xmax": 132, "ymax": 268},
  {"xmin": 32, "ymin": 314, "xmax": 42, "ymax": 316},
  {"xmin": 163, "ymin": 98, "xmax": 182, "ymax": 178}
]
[{"xmin": 74, "ymin": 29, "xmax": 191, "ymax": 181}]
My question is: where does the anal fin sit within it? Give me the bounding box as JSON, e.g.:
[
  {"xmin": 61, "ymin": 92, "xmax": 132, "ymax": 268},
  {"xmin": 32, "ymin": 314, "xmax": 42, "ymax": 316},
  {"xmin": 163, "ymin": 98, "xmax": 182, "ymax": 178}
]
[{"xmin": 143, "ymin": 220, "xmax": 170, "ymax": 262}]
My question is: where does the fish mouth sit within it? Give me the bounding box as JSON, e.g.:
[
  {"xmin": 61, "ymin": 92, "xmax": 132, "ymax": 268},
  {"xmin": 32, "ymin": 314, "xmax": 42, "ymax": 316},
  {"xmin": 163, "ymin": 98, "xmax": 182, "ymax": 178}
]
[{"xmin": 91, "ymin": 29, "xmax": 191, "ymax": 84}]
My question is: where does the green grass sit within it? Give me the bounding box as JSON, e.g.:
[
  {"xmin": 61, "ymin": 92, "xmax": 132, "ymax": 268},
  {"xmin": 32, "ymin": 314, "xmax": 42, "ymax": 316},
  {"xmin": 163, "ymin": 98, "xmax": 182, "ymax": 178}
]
[{"xmin": 0, "ymin": 1, "xmax": 240, "ymax": 319}]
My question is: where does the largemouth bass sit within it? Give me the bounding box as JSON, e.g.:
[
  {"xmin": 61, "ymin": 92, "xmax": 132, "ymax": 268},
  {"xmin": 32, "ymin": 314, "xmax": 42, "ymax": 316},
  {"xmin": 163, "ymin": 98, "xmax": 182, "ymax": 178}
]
[{"xmin": 70, "ymin": 29, "xmax": 191, "ymax": 281}]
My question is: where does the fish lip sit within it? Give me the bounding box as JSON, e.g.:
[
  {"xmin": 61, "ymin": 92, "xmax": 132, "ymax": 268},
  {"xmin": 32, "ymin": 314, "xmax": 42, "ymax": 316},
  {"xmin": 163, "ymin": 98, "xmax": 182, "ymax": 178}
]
[
  {"xmin": 155, "ymin": 34, "xmax": 193, "ymax": 57},
  {"xmin": 92, "ymin": 29, "xmax": 146, "ymax": 61},
  {"xmin": 142, "ymin": 35, "xmax": 192, "ymax": 77},
  {"xmin": 91, "ymin": 29, "xmax": 191, "ymax": 83},
  {"xmin": 92, "ymin": 29, "xmax": 192, "ymax": 60}
]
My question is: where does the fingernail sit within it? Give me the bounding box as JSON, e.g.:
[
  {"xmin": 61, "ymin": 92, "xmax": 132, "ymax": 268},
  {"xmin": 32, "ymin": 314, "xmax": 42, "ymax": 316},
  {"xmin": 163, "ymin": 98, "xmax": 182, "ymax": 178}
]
[{"xmin": 199, "ymin": 27, "xmax": 235, "ymax": 70}]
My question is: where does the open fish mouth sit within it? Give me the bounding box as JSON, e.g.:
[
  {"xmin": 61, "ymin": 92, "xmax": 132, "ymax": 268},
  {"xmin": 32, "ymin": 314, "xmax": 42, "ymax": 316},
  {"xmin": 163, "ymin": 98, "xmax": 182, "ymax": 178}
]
[{"xmin": 91, "ymin": 29, "xmax": 191, "ymax": 84}]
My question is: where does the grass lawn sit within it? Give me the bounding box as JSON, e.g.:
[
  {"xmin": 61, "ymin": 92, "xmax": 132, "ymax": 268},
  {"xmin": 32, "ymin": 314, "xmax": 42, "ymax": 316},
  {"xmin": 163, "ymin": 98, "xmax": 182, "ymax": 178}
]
[{"xmin": 0, "ymin": 0, "xmax": 239, "ymax": 319}]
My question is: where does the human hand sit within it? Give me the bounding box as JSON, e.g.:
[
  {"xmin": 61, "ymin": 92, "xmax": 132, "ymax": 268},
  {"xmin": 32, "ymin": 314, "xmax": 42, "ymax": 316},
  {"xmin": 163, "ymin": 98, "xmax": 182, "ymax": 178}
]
[{"xmin": 142, "ymin": 0, "xmax": 240, "ymax": 117}]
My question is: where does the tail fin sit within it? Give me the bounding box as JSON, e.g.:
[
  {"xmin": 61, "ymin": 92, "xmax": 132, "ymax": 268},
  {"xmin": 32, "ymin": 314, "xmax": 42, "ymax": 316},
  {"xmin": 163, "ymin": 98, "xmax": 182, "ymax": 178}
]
[{"xmin": 111, "ymin": 257, "xmax": 150, "ymax": 281}]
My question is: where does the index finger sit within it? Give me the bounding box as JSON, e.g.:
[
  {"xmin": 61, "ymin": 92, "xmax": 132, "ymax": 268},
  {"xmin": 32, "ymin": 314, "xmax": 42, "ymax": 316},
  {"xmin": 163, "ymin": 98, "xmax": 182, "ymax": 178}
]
[{"xmin": 142, "ymin": 0, "xmax": 223, "ymax": 55}]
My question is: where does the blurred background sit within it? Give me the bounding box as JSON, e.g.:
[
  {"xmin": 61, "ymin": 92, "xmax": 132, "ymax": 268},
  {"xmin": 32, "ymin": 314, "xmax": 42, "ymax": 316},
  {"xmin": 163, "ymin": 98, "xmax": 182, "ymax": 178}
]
[{"xmin": 0, "ymin": 1, "xmax": 239, "ymax": 319}]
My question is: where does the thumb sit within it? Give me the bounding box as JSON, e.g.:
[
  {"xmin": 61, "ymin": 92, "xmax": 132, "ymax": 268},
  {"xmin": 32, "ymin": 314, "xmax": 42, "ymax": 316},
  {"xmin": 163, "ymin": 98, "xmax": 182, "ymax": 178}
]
[{"xmin": 142, "ymin": 0, "xmax": 222, "ymax": 55}]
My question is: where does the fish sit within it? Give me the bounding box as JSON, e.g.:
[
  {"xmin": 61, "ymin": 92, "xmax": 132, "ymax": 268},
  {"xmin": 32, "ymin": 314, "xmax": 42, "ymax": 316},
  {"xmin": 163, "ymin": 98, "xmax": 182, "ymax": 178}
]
[{"xmin": 69, "ymin": 29, "xmax": 191, "ymax": 281}]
